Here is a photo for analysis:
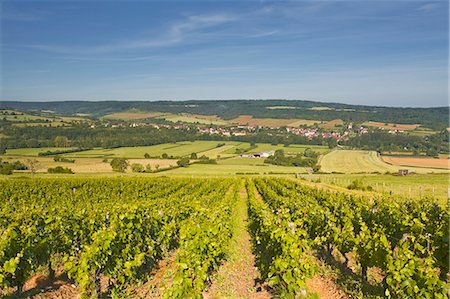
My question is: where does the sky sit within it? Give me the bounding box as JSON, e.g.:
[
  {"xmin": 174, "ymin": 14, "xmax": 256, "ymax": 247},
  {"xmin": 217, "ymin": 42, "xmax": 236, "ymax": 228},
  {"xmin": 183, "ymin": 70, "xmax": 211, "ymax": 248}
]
[{"xmin": 1, "ymin": 1, "xmax": 448, "ymax": 107}]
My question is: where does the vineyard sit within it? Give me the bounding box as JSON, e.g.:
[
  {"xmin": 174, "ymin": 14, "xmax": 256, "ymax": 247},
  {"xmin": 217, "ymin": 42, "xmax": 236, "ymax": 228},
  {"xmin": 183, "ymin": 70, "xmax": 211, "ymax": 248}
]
[{"xmin": 0, "ymin": 177, "xmax": 448, "ymax": 298}]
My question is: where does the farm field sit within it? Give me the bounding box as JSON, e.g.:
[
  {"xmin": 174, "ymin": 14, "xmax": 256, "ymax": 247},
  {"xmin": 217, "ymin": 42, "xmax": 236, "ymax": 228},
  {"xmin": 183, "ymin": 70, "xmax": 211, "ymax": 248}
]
[
  {"xmin": 4, "ymin": 147, "xmax": 77, "ymax": 156},
  {"xmin": 1, "ymin": 110, "xmax": 87, "ymax": 123},
  {"xmin": 362, "ymin": 121, "xmax": 420, "ymax": 131},
  {"xmin": 382, "ymin": 155, "xmax": 450, "ymax": 169},
  {"xmin": 156, "ymin": 113, "xmax": 229, "ymax": 125},
  {"xmin": 319, "ymin": 119, "xmax": 344, "ymax": 129},
  {"xmin": 248, "ymin": 143, "xmax": 329, "ymax": 155},
  {"xmin": 62, "ymin": 141, "xmax": 240, "ymax": 158},
  {"xmin": 319, "ymin": 150, "xmax": 449, "ymax": 174},
  {"xmin": 102, "ymin": 110, "xmax": 164, "ymax": 120},
  {"xmin": 0, "ymin": 177, "xmax": 447, "ymax": 298},
  {"xmin": 229, "ymin": 115, "xmax": 319, "ymax": 127},
  {"xmin": 302, "ymin": 173, "xmax": 449, "ymax": 204}
]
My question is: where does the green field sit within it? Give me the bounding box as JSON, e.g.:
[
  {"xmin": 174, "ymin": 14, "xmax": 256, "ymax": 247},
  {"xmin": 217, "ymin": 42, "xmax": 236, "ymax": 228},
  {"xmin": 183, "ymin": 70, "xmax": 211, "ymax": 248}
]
[
  {"xmin": 63, "ymin": 141, "xmax": 243, "ymax": 158},
  {"xmin": 156, "ymin": 113, "xmax": 229, "ymax": 125},
  {"xmin": 4, "ymin": 147, "xmax": 77, "ymax": 156},
  {"xmin": 319, "ymin": 150, "xmax": 449, "ymax": 174},
  {"xmin": 302, "ymin": 173, "xmax": 449, "ymax": 204},
  {"xmin": 248, "ymin": 144, "xmax": 330, "ymax": 155}
]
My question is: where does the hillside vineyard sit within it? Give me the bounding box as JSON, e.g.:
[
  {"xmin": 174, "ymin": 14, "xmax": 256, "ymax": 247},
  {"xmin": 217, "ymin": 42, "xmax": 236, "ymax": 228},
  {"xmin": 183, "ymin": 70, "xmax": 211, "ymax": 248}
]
[{"xmin": 0, "ymin": 177, "xmax": 448, "ymax": 298}]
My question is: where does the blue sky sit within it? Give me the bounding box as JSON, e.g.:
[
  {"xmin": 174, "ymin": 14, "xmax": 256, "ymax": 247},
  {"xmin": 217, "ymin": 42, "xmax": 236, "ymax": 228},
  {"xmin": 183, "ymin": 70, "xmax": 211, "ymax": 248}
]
[{"xmin": 1, "ymin": 1, "xmax": 448, "ymax": 106}]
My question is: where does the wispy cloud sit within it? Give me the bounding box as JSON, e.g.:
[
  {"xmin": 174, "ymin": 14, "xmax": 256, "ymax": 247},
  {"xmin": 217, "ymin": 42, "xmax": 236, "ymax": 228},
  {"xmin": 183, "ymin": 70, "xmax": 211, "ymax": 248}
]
[{"xmin": 30, "ymin": 13, "xmax": 235, "ymax": 56}]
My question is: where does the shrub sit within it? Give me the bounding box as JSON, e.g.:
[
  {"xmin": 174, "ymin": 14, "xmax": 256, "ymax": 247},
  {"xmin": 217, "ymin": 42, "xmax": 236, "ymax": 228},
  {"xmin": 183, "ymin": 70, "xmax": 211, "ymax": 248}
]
[
  {"xmin": 110, "ymin": 158, "xmax": 129, "ymax": 172},
  {"xmin": 177, "ymin": 157, "xmax": 190, "ymax": 168},
  {"xmin": 48, "ymin": 166, "xmax": 74, "ymax": 174},
  {"xmin": 131, "ymin": 163, "xmax": 145, "ymax": 173},
  {"xmin": 347, "ymin": 179, "xmax": 372, "ymax": 191}
]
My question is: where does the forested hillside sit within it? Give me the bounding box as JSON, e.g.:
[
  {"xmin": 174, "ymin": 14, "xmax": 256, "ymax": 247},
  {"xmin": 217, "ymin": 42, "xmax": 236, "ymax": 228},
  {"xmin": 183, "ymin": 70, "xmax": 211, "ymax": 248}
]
[{"xmin": 1, "ymin": 100, "xmax": 448, "ymax": 129}]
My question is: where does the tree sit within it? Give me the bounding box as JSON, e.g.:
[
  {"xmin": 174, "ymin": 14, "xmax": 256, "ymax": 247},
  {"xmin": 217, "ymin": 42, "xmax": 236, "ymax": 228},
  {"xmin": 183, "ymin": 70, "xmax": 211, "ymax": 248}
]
[
  {"xmin": 144, "ymin": 153, "xmax": 150, "ymax": 159},
  {"xmin": 274, "ymin": 149, "xmax": 285, "ymax": 158},
  {"xmin": 155, "ymin": 164, "xmax": 160, "ymax": 171},
  {"xmin": 190, "ymin": 152, "xmax": 197, "ymax": 159},
  {"xmin": 110, "ymin": 158, "xmax": 129, "ymax": 172},
  {"xmin": 327, "ymin": 138, "xmax": 337, "ymax": 149},
  {"xmin": 426, "ymin": 147, "xmax": 439, "ymax": 158},
  {"xmin": 176, "ymin": 157, "xmax": 190, "ymax": 168},
  {"xmin": 48, "ymin": 166, "xmax": 74, "ymax": 174},
  {"xmin": 26, "ymin": 159, "xmax": 40, "ymax": 176},
  {"xmin": 161, "ymin": 153, "xmax": 169, "ymax": 159},
  {"xmin": 145, "ymin": 164, "xmax": 152, "ymax": 173},
  {"xmin": 131, "ymin": 163, "xmax": 144, "ymax": 173},
  {"xmin": 53, "ymin": 136, "xmax": 70, "ymax": 147},
  {"xmin": 0, "ymin": 163, "xmax": 13, "ymax": 175}
]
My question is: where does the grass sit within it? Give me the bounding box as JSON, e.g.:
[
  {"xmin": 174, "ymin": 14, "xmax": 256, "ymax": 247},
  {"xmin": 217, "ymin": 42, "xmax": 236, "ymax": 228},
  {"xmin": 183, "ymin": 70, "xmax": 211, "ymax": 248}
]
[
  {"xmin": 302, "ymin": 173, "xmax": 449, "ymax": 204},
  {"xmin": 229, "ymin": 115, "xmax": 319, "ymax": 127},
  {"xmin": 319, "ymin": 150, "xmax": 449, "ymax": 174},
  {"xmin": 102, "ymin": 110, "xmax": 164, "ymax": 120},
  {"xmin": 12, "ymin": 121, "xmax": 71, "ymax": 127},
  {"xmin": 362, "ymin": 121, "xmax": 419, "ymax": 131},
  {"xmin": 65, "ymin": 141, "xmax": 242, "ymax": 158},
  {"xmin": 382, "ymin": 155, "xmax": 449, "ymax": 170},
  {"xmin": 248, "ymin": 144, "xmax": 329, "ymax": 155},
  {"xmin": 319, "ymin": 119, "xmax": 344, "ymax": 129},
  {"xmin": 156, "ymin": 113, "xmax": 229, "ymax": 125},
  {"xmin": 162, "ymin": 162, "xmax": 307, "ymax": 176},
  {"xmin": 4, "ymin": 147, "xmax": 77, "ymax": 156}
]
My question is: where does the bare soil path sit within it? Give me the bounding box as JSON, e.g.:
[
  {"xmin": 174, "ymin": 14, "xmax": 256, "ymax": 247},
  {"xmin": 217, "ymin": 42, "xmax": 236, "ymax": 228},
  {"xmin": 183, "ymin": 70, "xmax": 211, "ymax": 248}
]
[{"xmin": 204, "ymin": 185, "xmax": 270, "ymax": 299}]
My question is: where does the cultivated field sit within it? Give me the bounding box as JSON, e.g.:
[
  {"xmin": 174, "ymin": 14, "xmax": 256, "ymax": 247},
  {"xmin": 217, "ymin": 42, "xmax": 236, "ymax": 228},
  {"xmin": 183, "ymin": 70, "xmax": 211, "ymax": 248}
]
[
  {"xmin": 319, "ymin": 150, "xmax": 449, "ymax": 174},
  {"xmin": 303, "ymin": 173, "xmax": 449, "ymax": 204},
  {"xmin": 0, "ymin": 177, "xmax": 446, "ymax": 298},
  {"xmin": 319, "ymin": 119, "xmax": 344, "ymax": 129},
  {"xmin": 102, "ymin": 110, "xmax": 164, "ymax": 120},
  {"xmin": 156, "ymin": 113, "xmax": 229, "ymax": 125},
  {"xmin": 382, "ymin": 155, "xmax": 450, "ymax": 170},
  {"xmin": 4, "ymin": 147, "xmax": 77, "ymax": 156},
  {"xmin": 229, "ymin": 115, "xmax": 319, "ymax": 127},
  {"xmin": 362, "ymin": 121, "xmax": 420, "ymax": 131}
]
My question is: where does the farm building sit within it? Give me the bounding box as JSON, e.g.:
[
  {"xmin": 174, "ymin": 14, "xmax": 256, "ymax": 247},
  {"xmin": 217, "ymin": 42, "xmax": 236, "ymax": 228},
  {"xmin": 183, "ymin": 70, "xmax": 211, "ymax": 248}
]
[
  {"xmin": 240, "ymin": 151, "xmax": 275, "ymax": 158},
  {"xmin": 398, "ymin": 169, "xmax": 410, "ymax": 176}
]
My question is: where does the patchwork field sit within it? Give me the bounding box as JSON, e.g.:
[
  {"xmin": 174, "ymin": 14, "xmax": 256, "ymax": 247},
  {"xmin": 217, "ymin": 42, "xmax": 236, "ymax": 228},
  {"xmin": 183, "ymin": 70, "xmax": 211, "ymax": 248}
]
[
  {"xmin": 4, "ymin": 147, "xmax": 77, "ymax": 156},
  {"xmin": 1, "ymin": 110, "xmax": 87, "ymax": 123},
  {"xmin": 102, "ymin": 111, "xmax": 164, "ymax": 120},
  {"xmin": 319, "ymin": 150, "xmax": 449, "ymax": 174},
  {"xmin": 319, "ymin": 119, "xmax": 344, "ymax": 129},
  {"xmin": 229, "ymin": 115, "xmax": 319, "ymax": 127},
  {"xmin": 63, "ymin": 141, "xmax": 237, "ymax": 158},
  {"xmin": 156, "ymin": 113, "xmax": 229, "ymax": 125},
  {"xmin": 382, "ymin": 156, "xmax": 450, "ymax": 169},
  {"xmin": 248, "ymin": 143, "xmax": 329, "ymax": 155},
  {"xmin": 362, "ymin": 121, "xmax": 420, "ymax": 131}
]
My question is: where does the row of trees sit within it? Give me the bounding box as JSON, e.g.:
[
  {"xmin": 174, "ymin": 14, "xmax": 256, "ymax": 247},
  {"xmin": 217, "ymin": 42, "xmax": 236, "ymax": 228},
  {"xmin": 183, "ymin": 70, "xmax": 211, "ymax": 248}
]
[
  {"xmin": 264, "ymin": 148, "xmax": 320, "ymax": 169},
  {"xmin": 343, "ymin": 130, "xmax": 449, "ymax": 156}
]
